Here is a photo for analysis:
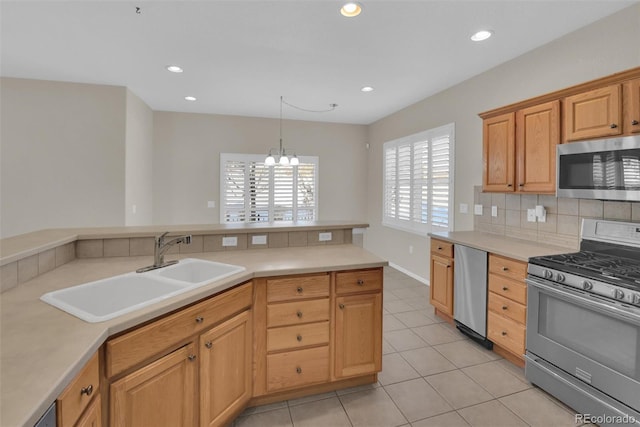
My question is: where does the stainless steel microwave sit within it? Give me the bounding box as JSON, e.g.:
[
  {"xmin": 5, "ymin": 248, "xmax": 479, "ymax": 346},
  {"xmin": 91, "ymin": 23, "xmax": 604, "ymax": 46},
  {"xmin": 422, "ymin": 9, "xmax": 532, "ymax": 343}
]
[{"xmin": 557, "ymin": 135, "xmax": 640, "ymax": 201}]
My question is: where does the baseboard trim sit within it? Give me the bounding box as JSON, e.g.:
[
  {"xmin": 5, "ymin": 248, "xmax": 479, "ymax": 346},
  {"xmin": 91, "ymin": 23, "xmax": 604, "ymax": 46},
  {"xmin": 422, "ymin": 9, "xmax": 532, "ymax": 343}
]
[{"xmin": 387, "ymin": 262, "xmax": 429, "ymax": 286}]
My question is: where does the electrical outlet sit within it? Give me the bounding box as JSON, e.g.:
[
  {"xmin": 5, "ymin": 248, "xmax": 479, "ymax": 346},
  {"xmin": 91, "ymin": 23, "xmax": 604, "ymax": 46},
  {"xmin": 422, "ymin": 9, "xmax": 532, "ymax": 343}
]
[
  {"xmin": 459, "ymin": 203, "xmax": 468, "ymax": 214},
  {"xmin": 319, "ymin": 232, "xmax": 332, "ymax": 242},
  {"xmin": 409, "ymin": 245, "xmax": 413, "ymax": 254},
  {"xmin": 491, "ymin": 206, "xmax": 498, "ymax": 217},
  {"xmin": 132, "ymin": 204, "xmax": 137, "ymax": 214},
  {"xmin": 527, "ymin": 209, "xmax": 537, "ymax": 222},
  {"xmin": 207, "ymin": 201, "xmax": 216, "ymax": 208},
  {"xmin": 251, "ymin": 235, "xmax": 267, "ymax": 245},
  {"xmin": 222, "ymin": 236, "xmax": 238, "ymax": 246},
  {"xmin": 474, "ymin": 204, "xmax": 483, "ymax": 215}
]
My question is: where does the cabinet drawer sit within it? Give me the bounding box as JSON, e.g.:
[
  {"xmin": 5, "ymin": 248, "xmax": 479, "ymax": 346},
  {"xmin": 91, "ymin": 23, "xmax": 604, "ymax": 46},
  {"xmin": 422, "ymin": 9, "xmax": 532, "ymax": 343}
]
[
  {"xmin": 431, "ymin": 239, "xmax": 453, "ymax": 258},
  {"xmin": 106, "ymin": 282, "xmax": 252, "ymax": 378},
  {"xmin": 266, "ymin": 274, "xmax": 330, "ymax": 302},
  {"xmin": 488, "ymin": 292, "xmax": 526, "ymax": 324},
  {"xmin": 267, "ymin": 346, "xmax": 329, "ymax": 392},
  {"xmin": 267, "ymin": 299, "xmax": 329, "ymax": 328},
  {"xmin": 267, "ymin": 321, "xmax": 329, "ymax": 352},
  {"xmin": 336, "ymin": 269, "xmax": 382, "ymax": 295},
  {"xmin": 488, "ymin": 274, "xmax": 527, "ymax": 305},
  {"xmin": 489, "ymin": 254, "xmax": 526, "ymax": 281},
  {"xmin": 488, "ymin": 311, "xmax": 526, "ymax": 357},
  {"xmin": 57, "ymin": 352, "xmax": 100, "ymax": 427}
]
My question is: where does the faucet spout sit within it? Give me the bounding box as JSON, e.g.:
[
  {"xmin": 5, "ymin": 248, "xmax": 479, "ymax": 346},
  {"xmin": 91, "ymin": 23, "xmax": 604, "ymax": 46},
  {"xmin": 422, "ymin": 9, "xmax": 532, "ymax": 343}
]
[{"xmin": 136, "ymin": 232, "xmax": 192, "ymax": 273}]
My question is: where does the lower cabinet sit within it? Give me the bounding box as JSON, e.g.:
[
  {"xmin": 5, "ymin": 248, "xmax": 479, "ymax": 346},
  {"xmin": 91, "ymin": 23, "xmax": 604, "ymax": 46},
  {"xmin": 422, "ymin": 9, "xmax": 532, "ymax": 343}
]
[
  {"xmin": 57, "ymin": 351, "xmax": 101, "ymax": 427},
  {"xmin": 110, "ymin": 343, "xmax": 198, "ymax": 427},
  {"xmin": 429, "ymin": 239, "xmax": 454, "ymax": 317},
  {"xmin": 75, "ymin": 393, "xmax": 102, "ymax": 427}
]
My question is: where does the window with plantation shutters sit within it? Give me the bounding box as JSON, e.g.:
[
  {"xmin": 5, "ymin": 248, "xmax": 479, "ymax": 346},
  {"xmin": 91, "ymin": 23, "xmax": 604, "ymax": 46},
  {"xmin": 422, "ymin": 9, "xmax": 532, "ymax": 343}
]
[
  {"xmin": 220, "ymin": 154, "xmax": 318, "ymax": 223},
  {"xmin": 383, "ymin": 123, "xmax": 454, "ymax": 235}
]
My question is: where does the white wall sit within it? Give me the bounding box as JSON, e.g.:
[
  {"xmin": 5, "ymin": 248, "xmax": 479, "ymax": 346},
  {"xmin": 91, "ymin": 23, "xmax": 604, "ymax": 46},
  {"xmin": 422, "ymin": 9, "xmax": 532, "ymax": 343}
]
[
  {"xmin": 152, "ymin": 112, "xmax": 368, "ymax": 225},
  {"xmin": 364, "ymin": 4, "xmax": 640, "ymax": 282},
  {"xmin": 0, "ymin": 78, "xmax": 127, "ymax": 238},
  {"xmin": 125, "ymin": 90, "xmax": 154, "ymax": 226}
]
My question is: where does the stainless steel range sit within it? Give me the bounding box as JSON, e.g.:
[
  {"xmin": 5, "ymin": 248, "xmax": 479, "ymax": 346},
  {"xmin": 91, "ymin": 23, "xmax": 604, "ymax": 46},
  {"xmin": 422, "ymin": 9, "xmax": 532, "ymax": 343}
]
[{"xmin": 526, "ymin": 218, "xmax": 640, "ymax": 427}]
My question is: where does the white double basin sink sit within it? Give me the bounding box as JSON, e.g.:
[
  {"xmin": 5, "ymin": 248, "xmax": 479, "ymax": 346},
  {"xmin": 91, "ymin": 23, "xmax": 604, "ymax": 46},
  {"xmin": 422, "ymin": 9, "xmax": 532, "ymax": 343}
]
[{"xmin": 40, "ymin": 259, "xmax": 246, "ymax": 323}]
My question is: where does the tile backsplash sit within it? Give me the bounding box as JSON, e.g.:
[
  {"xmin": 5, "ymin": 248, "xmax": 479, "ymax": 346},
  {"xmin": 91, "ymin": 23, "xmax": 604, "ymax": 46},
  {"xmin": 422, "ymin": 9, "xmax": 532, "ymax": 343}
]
[{"xmin": 473, "ymin": 186, "xmax": 640, "ymax": 249}]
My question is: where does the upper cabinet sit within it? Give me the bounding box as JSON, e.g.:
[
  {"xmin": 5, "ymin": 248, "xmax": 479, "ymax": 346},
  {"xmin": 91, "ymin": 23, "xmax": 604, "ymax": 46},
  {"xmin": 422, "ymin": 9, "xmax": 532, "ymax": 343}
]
[
  {"xmin": 623, "ymin": 78, "xmax": 640, "ymax": 134},
  {"xmin": 483, "ymin": 113, "xmax": 515, "ymax": 192},
  {"xmin": 564, "ymin": 85, "xmax": 622, "ymax": 141}
]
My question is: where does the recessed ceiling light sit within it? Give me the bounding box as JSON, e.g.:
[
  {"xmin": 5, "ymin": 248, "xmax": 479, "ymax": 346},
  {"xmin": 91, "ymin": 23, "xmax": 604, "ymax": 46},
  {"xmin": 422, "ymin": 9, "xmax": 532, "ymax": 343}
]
[
  {"xmin": 471, "ymin": 30, "xmax": 493, "ymax": 42},
  {"xmin": 340, "ymin": 2, "xmax": 362, "ymax": 17},
  {"xmin": 361, "ymin": 86, "xmax": 374, "ymax": 92},
  {"xmin": 166, "ymin": 65, "xmax": 183, "ymax": 73},
  {"xmin": 184, "ymin": 96, "xmax": 196, "ymax": 101}
]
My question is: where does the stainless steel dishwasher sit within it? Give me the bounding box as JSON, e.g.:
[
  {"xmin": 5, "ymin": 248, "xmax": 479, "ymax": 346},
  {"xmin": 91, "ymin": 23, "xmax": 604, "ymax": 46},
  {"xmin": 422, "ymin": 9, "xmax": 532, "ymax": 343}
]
[{"xmin": 454, "ymin": 245, "xmax": 492, "ymax": 348}]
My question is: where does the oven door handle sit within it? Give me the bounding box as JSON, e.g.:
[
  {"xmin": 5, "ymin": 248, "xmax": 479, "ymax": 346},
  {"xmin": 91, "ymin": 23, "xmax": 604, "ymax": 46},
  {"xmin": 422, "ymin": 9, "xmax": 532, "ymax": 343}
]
[{"xmin": 527, "ymin": 277, "xmax": 640, "ymax": 325}]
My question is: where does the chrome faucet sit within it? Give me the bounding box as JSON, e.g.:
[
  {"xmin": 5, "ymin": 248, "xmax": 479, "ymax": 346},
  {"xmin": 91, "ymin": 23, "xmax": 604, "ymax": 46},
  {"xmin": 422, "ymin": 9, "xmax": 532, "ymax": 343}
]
[{"xmin": 136, "ymin": 232, "xmax": 192, "ymax": 273}]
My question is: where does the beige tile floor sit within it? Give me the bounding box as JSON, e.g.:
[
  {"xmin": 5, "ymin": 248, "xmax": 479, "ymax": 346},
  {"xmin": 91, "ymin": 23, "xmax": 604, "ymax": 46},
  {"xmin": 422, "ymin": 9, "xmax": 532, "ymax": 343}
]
[{"xmin": 233, "ymin": 267, "xmax": 593, "ymax": 427}]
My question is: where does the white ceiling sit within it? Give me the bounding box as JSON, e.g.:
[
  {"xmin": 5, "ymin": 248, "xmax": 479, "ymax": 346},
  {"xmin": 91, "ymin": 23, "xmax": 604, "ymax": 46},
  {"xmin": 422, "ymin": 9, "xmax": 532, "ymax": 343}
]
[{"xmin": 1, "ymin": 0, "xmax": 636, "ymax": 124}]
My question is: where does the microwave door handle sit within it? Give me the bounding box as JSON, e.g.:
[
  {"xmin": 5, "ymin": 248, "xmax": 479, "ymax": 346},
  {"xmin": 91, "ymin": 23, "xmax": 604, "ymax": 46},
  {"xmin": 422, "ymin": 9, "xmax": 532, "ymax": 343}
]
[{"xmin": 527, "ymin": 277, "xmax": 640, "ymax": 326}]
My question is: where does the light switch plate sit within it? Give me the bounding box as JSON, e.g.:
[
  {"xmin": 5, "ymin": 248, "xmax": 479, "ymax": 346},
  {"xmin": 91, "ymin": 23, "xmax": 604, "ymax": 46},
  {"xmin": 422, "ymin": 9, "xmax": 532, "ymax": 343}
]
[
  {"xmin": 474, "ymin": 204, "xmax": 483, "ymax": 215},
  {"xmin": 222, "ymin": 236, "xmax": 238, "ymax": 246},
  {"xmin": 251, "ymin": 235, "xmax": 267, "ymax": 245},
  {"xmin": 207, "ymin": 201, "xmax": 216, "ymax": 208},
  {"xmin": 459, "ymin": 203, "xmax": 468, "ymax": 214},
  {"xmin": 491, "ymin": 206, "xmax": 498, "ymax": 217},
  {"xmin": 319, "ymin": 232, "xmax": 332, "ymax": 241},
  {"xmin": 527, "ymin": 209, "xmax": 537, "ymax": 222}
]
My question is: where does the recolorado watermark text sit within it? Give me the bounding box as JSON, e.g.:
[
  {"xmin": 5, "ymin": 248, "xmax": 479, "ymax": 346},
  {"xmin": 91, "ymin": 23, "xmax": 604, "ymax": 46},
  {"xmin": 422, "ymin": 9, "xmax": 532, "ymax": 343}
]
[{"xmin": 575, "ymin": 413, "xmax": 638, "ymax": 425}]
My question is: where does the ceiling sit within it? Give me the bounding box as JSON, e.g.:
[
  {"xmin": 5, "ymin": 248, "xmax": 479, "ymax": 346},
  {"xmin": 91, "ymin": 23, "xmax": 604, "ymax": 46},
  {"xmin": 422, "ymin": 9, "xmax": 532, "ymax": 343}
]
[{"xmin": 1, "ymin": 1, "xmax": 636, "ymax": 124}]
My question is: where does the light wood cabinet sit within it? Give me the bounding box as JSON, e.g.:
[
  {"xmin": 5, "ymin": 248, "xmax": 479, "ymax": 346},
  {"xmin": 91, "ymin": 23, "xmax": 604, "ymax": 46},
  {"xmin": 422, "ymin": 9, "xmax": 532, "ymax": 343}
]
[
  {"xmin": 483, "ymin": 112, "xmax": 515, "ymax": 192},
  {"xmin": 57, "ymin": 352, "xmax": 100, "ymax": 427},
  {"xmin": 75, "ymin": 393, "xmax": 102, "ymax": 427},
  {"xmin": 429, "ymin": 238, "xmax": 454, "ymax": 317},
  {"xmin": 487, "ymin": 254, "xmax": 527, "ymax": 366},
  {"xmin": 515, "ymin": 100, "xmax": 560, "ymax": 193},
  {"xmin": 624, "ymin": 78, "xmax": 640, "ymax": 134},
  {"xmin": 334, "ymin": 292, "xmax": 382, "ymax": 378},
  {"xmin": 564, "ymin": 85, "xmax": 622, "ymax": 141},
  {"xmin": 110, "ymin": 343, "xmax": 198, "ymax": 427},
  {"xmin": 200, "ymin": 310, "xmax": 252, "ymax": 427}
]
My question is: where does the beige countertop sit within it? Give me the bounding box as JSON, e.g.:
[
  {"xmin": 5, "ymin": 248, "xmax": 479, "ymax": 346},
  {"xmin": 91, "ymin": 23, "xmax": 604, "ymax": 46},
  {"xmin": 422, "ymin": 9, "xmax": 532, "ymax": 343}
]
[
  {"xmin": 429, "ymin": 231, "xmax": 573, "ymax": 261},
  {"xmin": 0, "ymin": 221, "xmax": 368, "ymax": 266},
  {"xmin": 0, "ymin": 244, "xmax": 386, "ymax": 427}
]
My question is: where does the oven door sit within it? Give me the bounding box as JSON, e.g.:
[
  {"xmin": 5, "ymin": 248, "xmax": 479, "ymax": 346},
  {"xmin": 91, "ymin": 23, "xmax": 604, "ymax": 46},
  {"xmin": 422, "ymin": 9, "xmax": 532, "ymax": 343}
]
[{"xmin": 527, "ymin": 276, "xmax": 640, "ymax": 411}]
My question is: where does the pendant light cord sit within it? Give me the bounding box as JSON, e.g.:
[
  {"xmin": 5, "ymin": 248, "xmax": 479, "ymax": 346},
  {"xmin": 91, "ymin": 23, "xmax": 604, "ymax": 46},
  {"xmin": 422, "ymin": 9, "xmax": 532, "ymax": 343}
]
[{"xmin": 281, "ymin": 98, "xmax": 338, "ymax": 113}]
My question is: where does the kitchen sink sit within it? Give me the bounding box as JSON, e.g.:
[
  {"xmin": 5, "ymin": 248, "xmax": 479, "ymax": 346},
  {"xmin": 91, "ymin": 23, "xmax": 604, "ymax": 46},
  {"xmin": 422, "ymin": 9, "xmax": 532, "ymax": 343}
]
[
  {"xmin": 146, "ymin": 258, "xmax": 246, "ymax": 286},
  {"xmin": 40, "ymin": 259, "xmax": 246, "ymax": 323}
]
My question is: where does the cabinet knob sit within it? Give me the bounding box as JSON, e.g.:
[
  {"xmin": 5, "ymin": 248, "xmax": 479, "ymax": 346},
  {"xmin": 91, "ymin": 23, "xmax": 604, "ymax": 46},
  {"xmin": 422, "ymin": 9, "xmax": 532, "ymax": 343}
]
[
  {"xmin": 80, "ymin": 384, "xmax": 93, "ymax": 396},
  {"xmin": 437, "ymin": 247, "xmax": 443, "ymax": 250},
  {"xmin": 502, "ymin": 266, "xmax": 508, "ymax": 271},
  {"xmin": 357, "ymin": 279, "xmax": 364, "ymax": 286},
  {"xmin": 339, "ymin": 303, "xmax": 345, "ymax": 310},
  {"xmin": 610, "ymin": 123, "xmax": 618, "ymax": 129},
  {"xmin": 507, "ymin": 184, "xmax": 513, "ymax": 187},
  {"xmin": 632, "ymin": 120, "xmax": 639, "ymax": 125},
  {"xmin": 296, "ymin": 334, "xmax": 302, "ymax": 342},
  {"xmin": 502, "ymin": 286, "xmax": 508, "ymax": 291},
  {"xmin": 502, "ymin": 305, "xmax": 508, "ymax": 310},
  {"xmin": 296, "ymin": 311, "xmax": 303, "ymax": 318},
  {"xmin": 519, "ymin": 183, "xmax": 524, "ymax": 187},
  {"xmin": 205, "ymin": 341, "xmax": 212, "ymax": 349},
  {"xmin": 297, "ymin": 286, "xmax": 303, "ymax": 293},
  {"xmin": 296, "ymin": 367, "xmax": 302, "ymax": 374},
  {"xmin": 501, "ymin": 331, "xmax": 507, "ymax": 336},
  {"xmin": 195, "ymin": 316, "xmax": 204, "ymax": 323},
  {"xmin": 188, "ymin": 354, "xmax": 197, "ymax": 361}
]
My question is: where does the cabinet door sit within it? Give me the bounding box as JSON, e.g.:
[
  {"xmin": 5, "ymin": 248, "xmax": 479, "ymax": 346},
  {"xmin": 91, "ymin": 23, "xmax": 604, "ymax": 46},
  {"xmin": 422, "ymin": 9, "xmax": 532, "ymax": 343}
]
[
  {"xmin": 516, "ymin": 100, "xmax": 559, "ymax": 193},
  {"xmin": 335, "ymin": 293, "xmax": 382, "ymax": 378},
  {"xmin": 75, "ymin": 394, "xmax": 102, "ymax": 427},
  {"xmin": 429, "ymin": 254, "xmax": 453, "ymax": 316},
  {"xmin": 200, "ymin": 310, "xmax": 252, "ymax": 427},
  {"xmin": 483, "ymin": 112, "xmax": 515, "ymax": 192},
  {"xmin": 564, "ymin": 85, "xmax": 622, "ymax": 141},
  {"xmin": 110, "ymin": 343, "xmax": 197, "ymax": 427},
  {"xmin": 624, "ymin": 78, "xmax": 640, "ymax": 134}
]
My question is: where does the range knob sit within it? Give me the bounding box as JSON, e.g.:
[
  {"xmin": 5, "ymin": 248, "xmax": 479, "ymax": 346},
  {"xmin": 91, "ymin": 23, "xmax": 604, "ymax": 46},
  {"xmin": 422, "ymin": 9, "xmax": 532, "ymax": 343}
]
[
  {"xmin": 543, "ymin": 269, "xmax": 553, "ymax": 279},
  {"xmin": 556, "ymin": 273, "xmax": 566, "ymax": 282},
  {"xmin": 613, "ymin": 289, "xmax": 625, "ymax": 300},
  {"xmin": 582, "ymin": 281, "xmax": 593, "ymax": 291},
  {"xmin": 633, "ymin": 294, "xmax": 640, "ymax": 305}
]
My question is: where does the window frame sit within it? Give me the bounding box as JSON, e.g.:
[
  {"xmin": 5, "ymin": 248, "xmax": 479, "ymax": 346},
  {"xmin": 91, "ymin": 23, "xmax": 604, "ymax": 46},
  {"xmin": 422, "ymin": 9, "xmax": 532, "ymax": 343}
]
[
  {"xmin": 219, "ymin": 153, "xmax": 319, "ymax": 223},
  {"xmin": 382, "ymin": 123, "xmax": 455, "ymax": 236}
]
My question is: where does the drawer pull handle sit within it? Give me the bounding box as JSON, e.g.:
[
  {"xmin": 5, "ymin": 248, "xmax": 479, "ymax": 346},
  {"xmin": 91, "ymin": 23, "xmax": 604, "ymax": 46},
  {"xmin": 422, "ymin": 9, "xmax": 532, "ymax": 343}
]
[
  {"xmin": 296, "ymin": 311, "xmax": 303, "ymax": 318},
  {"xmin": 195, "ymin": 316, "xmax": 204, "ymax": 323},
  {"xmin": 296, "ymin": 334, "xmax": 302, "ymax": 342},
  {"xmin": 502, "ymin": 267, "xmax": 508, "ymax": 271},
  {"xmin": 296, "ymin": 367, "xmax": 302, "ymax": 374},
  {"xmin": 610, "ymin": 123, "xmax": 618, "ymax": 129},
  {"xmin": 437, "ymin": 247, "xmax": 443, "ymax": 250},
  {"xmin": 357, "ymin": 279, "xmax": 364, "ymax": 286},
  {"xmin": 205, "ymin": 341, "xmax": 212, "ymax": 349},
  {"xmin": 297, "ymin": 286, "xmax": 303, "ymax": 293},
  {"xmin": 188, "ymin": 354, "xmax": 197, "ymax": 361},
  {"xmin": 502, "ymin": 286, "xmax": 508, "ymax": 291},
  {"xmin": 80, "ymin": 384, "xmax": 93, "ymax": 396},
  {"xmin": 339, "ymin": 303, "xmax": 345, "ymax": 310},
  {"xmin": 501, "ymin": 331, "xmax": 507, "ymax": 336},
  {"xmin": 632, "ymin": 120, "xmax": 639, "ymax": 126},
  {"xmin": 502, "ymin": 305, "xmax": 508, "ymax": 310}
]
